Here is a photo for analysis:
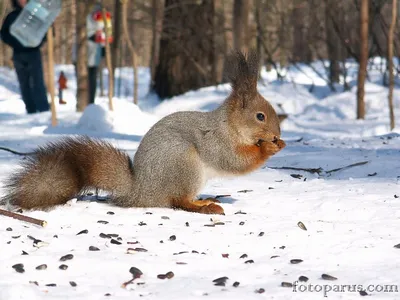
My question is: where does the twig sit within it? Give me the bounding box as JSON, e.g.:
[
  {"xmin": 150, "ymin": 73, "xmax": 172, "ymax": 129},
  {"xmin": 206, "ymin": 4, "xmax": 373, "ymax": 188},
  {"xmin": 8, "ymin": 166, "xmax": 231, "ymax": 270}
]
[
  {"xmin": 325, "ymin": 161, "xmax": 369, "ymax": 174},
  {"xmin": 101, "ymin": 5, "xmax": 114, "ymax": 111},
  {"xmin": 0, "ymin": 209, "xmax": 47, "ymax": 227},
  {"xmin": 268, "ymin": 166, "xmax": 323, "ymax": 174},
  {"xmin": 268, "ymin": 161, "xmax": 369, "ymax": 176},
  {"xmin": 0, "ymin": 147, "xmax": 34, "ymax": 156}
]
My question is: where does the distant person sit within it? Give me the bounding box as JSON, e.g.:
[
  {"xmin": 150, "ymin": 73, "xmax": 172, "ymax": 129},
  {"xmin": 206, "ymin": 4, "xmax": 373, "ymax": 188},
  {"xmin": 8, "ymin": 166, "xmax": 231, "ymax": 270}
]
[
  {"xmin": 73, "ymin": 4, "xmax": 113, "ymax": 105},
  {"xmin": 57, "ymin": 71, "xmax": 67, "ymax": 105},
  {"xmin": 0, "ymin": 0, "xmax": 50, "ymax": 114}
]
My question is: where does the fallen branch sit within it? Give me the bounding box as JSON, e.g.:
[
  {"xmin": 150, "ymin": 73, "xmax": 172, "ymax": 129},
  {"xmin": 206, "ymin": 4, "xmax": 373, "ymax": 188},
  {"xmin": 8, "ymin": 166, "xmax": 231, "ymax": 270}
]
[
  {"xmin": 325, "ymin": 161, "xmax": 369, "ymax": 174},
  {"xmin": 268, "ymin": 161, "xmax": 369, "ymax": 176},
  {"xmin": 0, "ymin": 146, "xmax": 34, "ymax": 156},
  {"xmin": 0, "ymin": 208, "xmax": 47, "ymax": 227},
  {"xmin": 268, "ymin": 166, "xmax": 323, "ymax": 174}
]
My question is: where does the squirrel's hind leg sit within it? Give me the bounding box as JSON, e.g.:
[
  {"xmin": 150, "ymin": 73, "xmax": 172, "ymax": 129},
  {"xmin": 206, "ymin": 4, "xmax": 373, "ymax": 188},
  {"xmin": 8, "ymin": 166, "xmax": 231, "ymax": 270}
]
[{"xmin": 172, "ymin": 197, "xmax": 225, "ymax": 215}]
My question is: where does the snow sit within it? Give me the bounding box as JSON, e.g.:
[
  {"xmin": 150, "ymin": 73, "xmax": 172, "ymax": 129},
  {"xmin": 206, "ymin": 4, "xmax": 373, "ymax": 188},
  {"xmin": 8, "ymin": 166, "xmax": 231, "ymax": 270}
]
[{"xmin": 0, "ymin": 60, "xmax": 400, "ymax": 300}]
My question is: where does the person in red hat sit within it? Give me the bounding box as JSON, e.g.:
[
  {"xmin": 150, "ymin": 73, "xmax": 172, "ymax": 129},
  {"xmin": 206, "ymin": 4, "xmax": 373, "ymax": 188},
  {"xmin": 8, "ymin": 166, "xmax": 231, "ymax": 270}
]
[{"xmin": 57, "ymin": 71, "xmax": 68, "ymax": 105}]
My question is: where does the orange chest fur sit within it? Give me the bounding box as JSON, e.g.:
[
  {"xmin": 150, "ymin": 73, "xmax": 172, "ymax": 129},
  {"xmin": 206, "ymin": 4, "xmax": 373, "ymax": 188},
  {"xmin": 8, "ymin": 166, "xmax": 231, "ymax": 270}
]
[{"xmin": 235, "ymin": 143, "xmax": 272, "ymax": 173}]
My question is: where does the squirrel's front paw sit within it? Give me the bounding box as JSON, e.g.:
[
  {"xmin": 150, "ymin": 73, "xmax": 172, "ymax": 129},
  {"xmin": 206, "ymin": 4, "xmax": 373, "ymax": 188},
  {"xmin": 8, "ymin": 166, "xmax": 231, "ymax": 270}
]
[
  {"xmin": 275, "ymin": 138, "xmax": 286, "ymax": 150},
  {"xmin": 199, "ymin": 203, "xmax": 225, "ymax": 215}
]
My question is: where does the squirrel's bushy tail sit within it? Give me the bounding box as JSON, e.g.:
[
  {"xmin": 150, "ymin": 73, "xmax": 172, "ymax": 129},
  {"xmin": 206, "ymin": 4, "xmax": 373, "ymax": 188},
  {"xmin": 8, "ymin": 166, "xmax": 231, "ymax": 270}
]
[{"xmin": 1, "ymin": 137, "xmax": 134, "ymax": 210}]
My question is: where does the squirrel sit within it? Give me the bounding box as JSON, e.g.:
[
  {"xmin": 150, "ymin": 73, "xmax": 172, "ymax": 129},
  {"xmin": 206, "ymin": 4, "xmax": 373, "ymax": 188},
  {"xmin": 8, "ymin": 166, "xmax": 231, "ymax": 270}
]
[{"xmin": 0, "ymin": 50, "xmax": 286, "ymax": 215}]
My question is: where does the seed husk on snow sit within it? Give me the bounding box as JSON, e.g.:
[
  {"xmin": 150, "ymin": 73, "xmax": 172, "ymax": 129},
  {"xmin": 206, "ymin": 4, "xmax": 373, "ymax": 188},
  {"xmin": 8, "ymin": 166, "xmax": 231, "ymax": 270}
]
[
  {"xmin": 239, "ymin": 221, "xmax": 245, "ymax": 225},
  {"xmin": 270, "ymin": 255, "xmax": 279, "ymax": 259},
  {"xmin": 299, "ymin": 275, "xmax": 309, "ymax": 282},
  {"xmin": 59, "ymin": 264, "xmax": 68, "ymax": 270},
  {"xmin": 359, "ymin": 290, "xmax": 368, "ymax": 296},
  {"xmin": 6, "ymin": 227, "xmax": 12, "ymax": 231},
  {"xmin": 237, "ymin": 190, "xmax": 253, "ymax": 193},
  {"xmin": 185, "ymin": 222, "xmax": 190, "ymax": 227},
  {"xmin": 258, "ymin": 232, "xmax": 264, "ymax": 236},
  {"xmin": 255, "ymin": 288, "xmax": 265, "ymax": 294},
  {"xmin": 290, "ymin": 259, "xmax": 303, "ymax": 264},
  {"xmin": 99, "ymin": 233, "xmax": 111, "ymax": 239},
  {"xmin": 12, "ymin": 263, "xmax": 24, "ymax": 273},
  {"xmin": 107, "ymin": 211, "xmax": 115, "ymax": 215},
  {"xmin": 239, "ymin": 254, "xmax": 248, "ymax": 259},
  {"xmin": 89, "ymin": 246, "xmax": 100, "ymax": 251},
  {"xmin": 36, "ymin": 264, "xmax": 47, "ymax": 270},
  {"xmin": 97, "ymin": 220, "xmax": 109, "ymax": 224},
  {"xmin": 281, "ymin": 282, "xmax": 293, "ymax": 287},
  {"xmin": 245, "ymin": 259, "xmax": 254, "ymax": 264},
  {"xmin": 60, "ymin": 254, "xmax": 74, "ymax": 261},
  {"xmin": 69, "ymin": 281, "xmax": 77, "ymax": 287},
  {"xmin": 297, "ymin": 221, "xmax": 307, "ymax": 231},
  {"xmin": 129, "ymin": 267, "xmax": 143, "ymax": 279},
  {"xmin": 233, "ymin": 281, "xmax": 240, "ymax": 287},
  {"xmin": 127, "ymin": 247, "xmax": 148, "ymax": 253},
  {"xmin": 46, "ymin": 283, "xmax": 57, "ymax": 287},
  {"xmin": 213, "ymin": 276, "xmax": 228, "ymax": 285},
  {"xmin": 76, "ymin": 229, "xmax": 88, "ymax": 235},
  {"xmin": 173, "ymin": 251, "xmax": 188, "ymax": 255},
  {"xmin": 169, "ymin": 235, "xmax": 176, "ymax": 241},
  {"xmin": 110, "ymin": 239, "xmax": 122, "ymax": 245},
  {"xmin": 161, "ymin": 216, "xmax": 170, "ymax": 220},
  {"xmin": 321, "ymin": 274, "xmax": 337, "ymax": 281},
  {"xmin": 157, "ymin": 271, "xmax": 174, "ymax": 279},
  {"xmin": 21, "ymin": 250, "xmax": 28, "ymax": 255},
  {"xmin": 234, "ymin": 211, "xmax": 247, "ymax": 215},
  {"xmin": 393, "ymin": 243, "xmax": 400, "ymax": 248}
]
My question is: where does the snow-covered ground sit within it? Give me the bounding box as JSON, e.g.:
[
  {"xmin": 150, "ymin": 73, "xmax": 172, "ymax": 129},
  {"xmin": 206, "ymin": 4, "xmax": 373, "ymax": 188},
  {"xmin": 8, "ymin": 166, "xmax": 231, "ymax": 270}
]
[{"xmin": 0, "ymin": 60, "xmax": 400, "ymax": 300}]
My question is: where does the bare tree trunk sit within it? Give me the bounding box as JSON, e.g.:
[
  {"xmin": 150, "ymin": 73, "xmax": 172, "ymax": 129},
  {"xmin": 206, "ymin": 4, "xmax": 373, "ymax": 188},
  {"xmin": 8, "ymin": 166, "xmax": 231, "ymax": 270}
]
[
  {"xmin": 149, "ymin": 0, "xmax": 164, "ymax": 91},
  {"xmin": 111, "ymin": 0, "xmax": 122, "ymax": 89},
  {"xmin": 0, "ymin": 1, "xmax": 9, "ymax": 66},
  {"xmin": 388, "ymin": 0, "xmax": 397, "ymax": 130},
  {"xmin": 356, "ymin": 0, "xmax": 369, "ymax": 120},
  {"xmin": 292, "ymin": 0, "xmax": 306, "ymax": 62},
  {"xmin": 233, "ymin": 0, "xmax": 250, "ymax": 52},
  {"xmin": 47, "ymin": 27, "xmax": 57, "ymax": 126},
  {"xmin": 117, "ymin": 39, "xmax": 124, "ymax": 98},
  {"xmin": 121, "ymin": 0, "xmax": 139, "ymax": 104},
  {"xmin": 75, "ymin": 1, "xmax": 92, "ymax": 112},
  {"xmin": 102, "ymin": 6, "xmax": 114, "ymax": 111},
  {"xmin": 99, "ymin": 59, "xmax": 105, "ymax": 97},
  {"xmin": 154, "ymin": 0, "xmax": 216, "ymax": 99},
  {"xmin": 255, "ymin": 0, "xmax": 265, "ymax": 76},
  {"xmin": 325, "ymin": 0, "xmax": 340, "ymax": 85}
]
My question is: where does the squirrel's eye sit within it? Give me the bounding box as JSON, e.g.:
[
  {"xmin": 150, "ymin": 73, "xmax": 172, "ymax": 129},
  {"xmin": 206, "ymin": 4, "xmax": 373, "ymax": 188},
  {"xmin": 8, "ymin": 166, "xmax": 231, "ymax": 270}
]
[{"xmin": 256, "ymin": 113, "xmax": 265, "ymax": 121}]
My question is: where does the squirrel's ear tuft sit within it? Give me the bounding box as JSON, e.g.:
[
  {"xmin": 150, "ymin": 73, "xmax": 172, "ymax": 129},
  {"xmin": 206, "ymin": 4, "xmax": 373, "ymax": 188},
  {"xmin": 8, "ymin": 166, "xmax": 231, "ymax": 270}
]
[{"xmin": 225, "ymin": 49, "xmax": 259, "ymax": 107}]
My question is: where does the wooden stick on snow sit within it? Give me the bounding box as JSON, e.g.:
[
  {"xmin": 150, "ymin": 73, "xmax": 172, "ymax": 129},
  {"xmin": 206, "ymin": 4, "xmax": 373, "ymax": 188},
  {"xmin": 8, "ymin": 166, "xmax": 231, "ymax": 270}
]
[
  {"xmin": 47, "ymin": 26, "xmax": 58, "ymax": 126},
  {"xmin": 0, "ymin": 208, "xmax": 47, "ymax": 227}
]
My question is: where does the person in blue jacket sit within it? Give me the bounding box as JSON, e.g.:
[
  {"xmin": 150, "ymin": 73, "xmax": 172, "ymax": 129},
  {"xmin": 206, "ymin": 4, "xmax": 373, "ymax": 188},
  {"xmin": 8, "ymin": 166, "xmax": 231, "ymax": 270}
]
[{"xmin": 0, "ymin": 0, "xmax": 50, "ymax": 114}]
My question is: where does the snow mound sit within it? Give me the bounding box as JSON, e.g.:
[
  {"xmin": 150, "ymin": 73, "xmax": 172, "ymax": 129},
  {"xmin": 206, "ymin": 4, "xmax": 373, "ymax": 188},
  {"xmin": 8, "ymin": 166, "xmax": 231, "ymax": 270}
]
[{"xmin": 77, "ymin": 100, "xmax": 159, "ymax": 136}]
